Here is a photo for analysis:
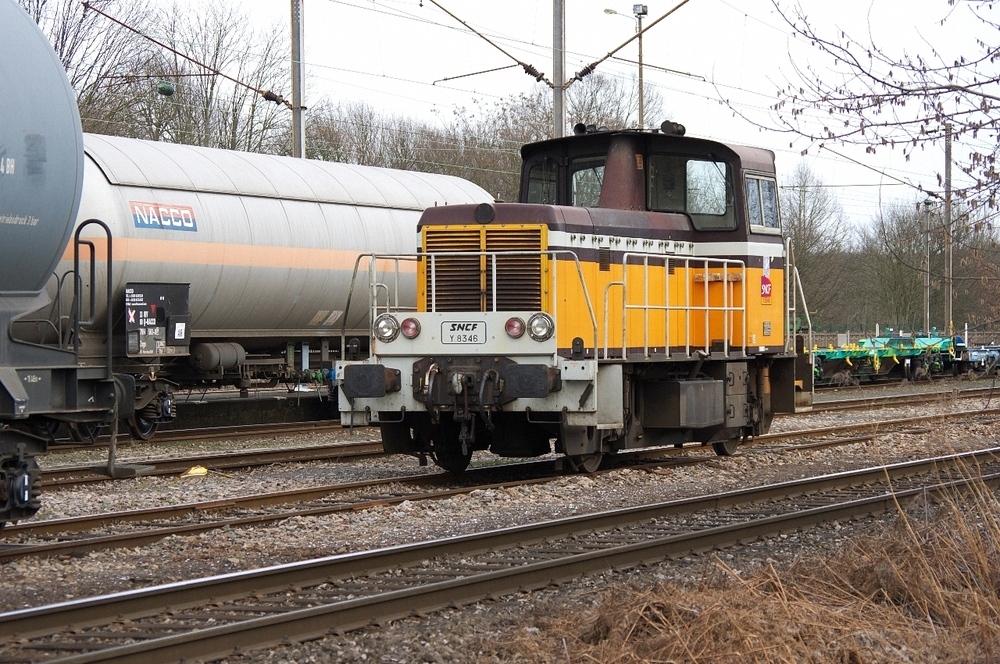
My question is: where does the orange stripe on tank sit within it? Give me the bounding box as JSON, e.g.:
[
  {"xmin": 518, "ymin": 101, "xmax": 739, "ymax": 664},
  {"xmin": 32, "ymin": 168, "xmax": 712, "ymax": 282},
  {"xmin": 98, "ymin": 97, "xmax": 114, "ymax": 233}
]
[{"xmin": 60, "ymin": 237, "xmax": 412, "ymax": 272}]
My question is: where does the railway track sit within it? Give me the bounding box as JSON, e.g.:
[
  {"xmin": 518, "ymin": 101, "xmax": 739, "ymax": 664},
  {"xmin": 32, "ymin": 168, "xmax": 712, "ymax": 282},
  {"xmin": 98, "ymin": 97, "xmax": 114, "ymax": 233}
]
[
  {"xmin": 27, "ymin": 400, "xmax": 1000, "ymax": 498},
  {"xmin": 6, "ymin": 407, "xmax": 997, "ymax": 562},
  {"xmin": 2, "ymin": 447, "xmax": 997, "ymax": 663},
  {"xmin": 762, "ymin": 407, "xmax": 1000, "ymax": 445},
  {"xmin": 45, "ymin": 419, "xmax": 346, "ymax": 454},
  {"xmin": 3, "ymin": 453, "xmax": 711, "ymax": 560},
  {"xmin": 40, "ymin": 438, "xmax": 384, "ymax": 489},
  {"xmin": 810, "ymin": 384, "xmax": 1000, "ymax": 412},
  {"xmin": 41, "ymin": 384, "xmax": 999, "ymax": 492}
]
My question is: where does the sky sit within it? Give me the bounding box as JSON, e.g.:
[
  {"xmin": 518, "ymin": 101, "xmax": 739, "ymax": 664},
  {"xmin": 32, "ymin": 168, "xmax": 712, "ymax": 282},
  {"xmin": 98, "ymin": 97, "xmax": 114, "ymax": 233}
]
[{"xmin": 233, "ymin": 0, "xmax": 981, "ymax": 227}]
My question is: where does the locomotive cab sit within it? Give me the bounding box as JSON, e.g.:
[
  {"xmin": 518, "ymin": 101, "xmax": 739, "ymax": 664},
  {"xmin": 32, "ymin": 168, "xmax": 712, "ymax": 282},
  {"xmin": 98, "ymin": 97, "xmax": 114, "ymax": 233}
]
[{"xmin": 339, "ymin": 122, "xmax": 812, "ymax": 473}]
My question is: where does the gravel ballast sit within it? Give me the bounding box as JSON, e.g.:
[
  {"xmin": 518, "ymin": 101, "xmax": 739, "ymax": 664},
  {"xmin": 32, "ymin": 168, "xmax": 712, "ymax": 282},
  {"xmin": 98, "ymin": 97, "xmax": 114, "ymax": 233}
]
[{"xmin": 2, "ymin": 386, "xmax": 998, "ymax": 662}]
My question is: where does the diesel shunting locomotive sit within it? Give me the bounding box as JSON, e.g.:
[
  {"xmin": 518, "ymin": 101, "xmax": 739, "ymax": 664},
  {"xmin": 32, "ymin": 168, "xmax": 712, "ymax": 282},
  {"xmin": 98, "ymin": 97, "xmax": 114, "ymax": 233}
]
[{"xmin": 338, "ymin": 122, "xmax": 815, "ymax": 472}]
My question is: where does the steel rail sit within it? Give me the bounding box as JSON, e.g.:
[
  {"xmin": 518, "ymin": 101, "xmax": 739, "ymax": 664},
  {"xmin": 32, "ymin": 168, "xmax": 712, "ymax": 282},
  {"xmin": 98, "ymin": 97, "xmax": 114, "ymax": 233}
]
[
  {"xmin": 758, "ymin": 407, "xmax": 1000, "ymax": 444},
  {"xmin": 40, "ymin": 439, "xmax": 384, "ymax": 488},
  {"xmin": 2, "ymin": 446, "xmax": 998, "ymax": 663},
  {"xmin": 44, "ymin": 419, "xmax": 345, "ymax": 452},
  {"xmin": 2, "ymin": 456, "xmax": 708, "ymax": 559},
  {"xmin": 810, "ymin": 385, "xmax": 998, "ymax": 412}
]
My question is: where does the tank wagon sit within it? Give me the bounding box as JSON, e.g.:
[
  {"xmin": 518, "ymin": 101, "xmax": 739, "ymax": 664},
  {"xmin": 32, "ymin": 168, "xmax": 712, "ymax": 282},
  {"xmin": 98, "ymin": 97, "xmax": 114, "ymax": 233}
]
[
  {"xmin": 0, "ymin": 0, "xmax": 493, "ymax": 528},
  {"xmin": 338, "ymin": 122, "xmax": 815, "ymax": 472},
  {"xmin": 37, "ymin": 134, "xmax": 491, "ymax": 441}
]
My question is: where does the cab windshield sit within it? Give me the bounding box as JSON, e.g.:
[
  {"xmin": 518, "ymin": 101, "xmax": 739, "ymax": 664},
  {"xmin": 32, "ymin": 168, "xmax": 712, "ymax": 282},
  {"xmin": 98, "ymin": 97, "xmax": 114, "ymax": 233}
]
[{"xmin": 647, "ymin": 154, "xmax": 736, "ymax": 230}]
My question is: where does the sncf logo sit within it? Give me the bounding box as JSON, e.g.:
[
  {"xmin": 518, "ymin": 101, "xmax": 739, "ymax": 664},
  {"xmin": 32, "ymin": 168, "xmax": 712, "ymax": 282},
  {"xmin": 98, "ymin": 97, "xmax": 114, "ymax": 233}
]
[{"xmin": 449, "ymin": 323, "xmax": 479, "ymax": 332}]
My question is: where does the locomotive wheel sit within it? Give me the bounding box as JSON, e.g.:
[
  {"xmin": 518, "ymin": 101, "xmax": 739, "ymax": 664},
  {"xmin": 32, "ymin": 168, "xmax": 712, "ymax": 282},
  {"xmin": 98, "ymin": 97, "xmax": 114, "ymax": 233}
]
[
  {"xmin": 427, "ymin": 419, "xmax": 473, "ymax": 473},
  {"xmin": 568, "ymin": 451, "xmax": 604, "ymax": 473},
  {"xmin": 712, "ymin": 438, "xmax": 740, "ymax": 456},
  {"xmin": 127, "ymin": 415, "xmax": 159, "ymax": 441},
  {"xmin": 431, "ymin": 443, "xmax": 473, "ymax": 473},
  {"xmin": 69, "ymin": 422, "xmax": 102, "ymax": 444}
]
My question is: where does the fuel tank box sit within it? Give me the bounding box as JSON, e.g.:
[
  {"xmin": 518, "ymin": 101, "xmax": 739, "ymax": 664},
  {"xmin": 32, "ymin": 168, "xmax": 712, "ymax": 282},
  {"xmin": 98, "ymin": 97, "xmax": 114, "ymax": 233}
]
[
  {"xmin": 641, "ymin": 379, "xmax": 725, "ymax": 429},
  {"xmin": 124, "ymin": 283, "xmax": 191, "ymax": 358}
]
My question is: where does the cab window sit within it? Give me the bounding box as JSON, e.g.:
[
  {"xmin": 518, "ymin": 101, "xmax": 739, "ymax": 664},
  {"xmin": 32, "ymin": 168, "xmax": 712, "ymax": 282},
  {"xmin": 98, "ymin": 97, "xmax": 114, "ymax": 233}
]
[
  {"xmin": 526, "ymin": 157, "xmax": 558, "ymax": 204},
  {"xmin": 746, "ymin": 175, "xmax": 780, "ymax": 231},
  {"xmin": 647, "ymin": 154, "xmax": 735, "ymax": 230},
  {"xmin": 570, "ymin": 156, "xmax": 605, "ymax": 207}
]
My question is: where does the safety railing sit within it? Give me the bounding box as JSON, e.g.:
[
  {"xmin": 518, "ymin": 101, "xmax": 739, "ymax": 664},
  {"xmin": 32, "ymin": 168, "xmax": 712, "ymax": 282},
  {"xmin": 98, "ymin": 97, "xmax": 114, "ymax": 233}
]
[
  {"xmin": 340, "ymin": 250, "xmax": 599, "ymax": 356},
  {"xmin": 73, "ymin": 220, "xmax": 115, "ymax": 377},
  {"xmin": 784, "ymin": 238, "xmax": 813, "ymax": 356},
  {"xmin": 605, "ymin": 253, "xmax": 748, "ymax": 360}
]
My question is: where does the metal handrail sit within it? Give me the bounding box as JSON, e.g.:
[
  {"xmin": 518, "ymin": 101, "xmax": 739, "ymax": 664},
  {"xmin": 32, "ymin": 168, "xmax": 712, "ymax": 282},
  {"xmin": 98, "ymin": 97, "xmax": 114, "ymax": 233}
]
[
  {"xmin": 784, "ymin": 238, "xmax": 814, "ymax": 356},
  {"xmin": 72, "ymin": 219, "xmax": 113, "ymax": 378},
  {"xmin": 607, "ymin": 252, "xmax": 747, "ymax": 360},
  {"xmin": 344, "ymin": 250, "xmax": 600, "ymax": 357}
]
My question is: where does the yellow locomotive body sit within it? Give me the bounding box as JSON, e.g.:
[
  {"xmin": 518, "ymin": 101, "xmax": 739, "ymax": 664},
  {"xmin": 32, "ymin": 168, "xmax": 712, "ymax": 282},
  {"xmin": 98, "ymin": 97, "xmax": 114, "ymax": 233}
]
[
  {"xmin": 420, "ymin": 222, "xmax": 785, "ymax": 356},
  {"xmin": 339, "ymin": 124, "xmax": 812, "ymax": 472}
]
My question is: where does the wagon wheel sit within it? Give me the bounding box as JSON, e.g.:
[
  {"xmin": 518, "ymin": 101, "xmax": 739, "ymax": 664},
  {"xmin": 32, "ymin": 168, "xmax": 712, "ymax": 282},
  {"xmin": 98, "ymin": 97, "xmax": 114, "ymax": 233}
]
[
  {"xmin": 567, "ymin": 451, "xmax": 604, "ymax": 473},
  {"xmin": 561, "ymin": 424, "xmax": 612, "ymax": 473},
  {"xmin": 69, "ymin": 422, "xmax": 102, "ymax": 444},
  {"xmin": 127, "ymin": 415, "xmax": 159, "ymax": 441},
  {"xmin": 28, "ymin": 418, "xmax": 61, "ymax": 441}
]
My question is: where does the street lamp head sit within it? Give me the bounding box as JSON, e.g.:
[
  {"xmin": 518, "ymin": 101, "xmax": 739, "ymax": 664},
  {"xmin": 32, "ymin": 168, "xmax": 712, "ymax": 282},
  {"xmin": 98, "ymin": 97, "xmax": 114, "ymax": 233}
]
[{"xmin": 604, "ymin": 8, "xmax": 619, "ymax": 15}]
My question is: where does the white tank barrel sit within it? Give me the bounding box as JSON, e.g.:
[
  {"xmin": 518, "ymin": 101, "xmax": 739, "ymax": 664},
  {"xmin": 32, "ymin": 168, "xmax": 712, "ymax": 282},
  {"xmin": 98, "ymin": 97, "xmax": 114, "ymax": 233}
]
[{"xmin": 60, "ymin": 135, "xmax": 493, "ymax": 344}]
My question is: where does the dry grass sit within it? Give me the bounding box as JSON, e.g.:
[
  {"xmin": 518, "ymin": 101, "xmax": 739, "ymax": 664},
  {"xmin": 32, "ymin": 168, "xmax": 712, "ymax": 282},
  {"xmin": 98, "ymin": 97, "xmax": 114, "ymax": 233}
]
[{"xmin": 482, "ymin": 469, "xmax": 1000, "ymax": 663}]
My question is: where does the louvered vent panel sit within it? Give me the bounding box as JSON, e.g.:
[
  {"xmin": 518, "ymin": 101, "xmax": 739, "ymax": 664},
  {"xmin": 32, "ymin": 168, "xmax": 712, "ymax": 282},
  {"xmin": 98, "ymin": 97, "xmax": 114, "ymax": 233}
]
[
  {"xmin": 424, "ymin": 229, "xmax": 483, "ymax": 311},
  {"xmin": 485, "ymin": 228, "xmax": 542, "ymax": 311},
  {"xmin": 423, "ymin": 226, "xmax": 543, "ymax": 312}
]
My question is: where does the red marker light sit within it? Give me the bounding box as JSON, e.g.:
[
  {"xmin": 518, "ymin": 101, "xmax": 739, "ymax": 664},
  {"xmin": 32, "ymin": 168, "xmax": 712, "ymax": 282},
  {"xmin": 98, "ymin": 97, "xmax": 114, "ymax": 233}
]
[
  {"xmin": 401, "ymin": 318, "xmax": 421, "ymax": 339},
  {"xmin": 505, "ymin": 317, "xmax": 525, "ymax": 338}
]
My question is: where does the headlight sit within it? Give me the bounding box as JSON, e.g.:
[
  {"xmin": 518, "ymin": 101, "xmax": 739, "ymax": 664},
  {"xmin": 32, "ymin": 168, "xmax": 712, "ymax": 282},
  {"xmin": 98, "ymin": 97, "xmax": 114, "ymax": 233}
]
[
  {"xmin": 374, "ymin": 313, "xmax": 400, "ymax": 342},
  {"xmin": 505, "ymin": 317, "xmax": 525, "ymax": 339},
  {"xmin": 527, "ymin": 313, "xmax": 554, "ymax": 341},
  {"xmin": 401, "ymin": 317, "xmax": 421, "ymax": 339}
]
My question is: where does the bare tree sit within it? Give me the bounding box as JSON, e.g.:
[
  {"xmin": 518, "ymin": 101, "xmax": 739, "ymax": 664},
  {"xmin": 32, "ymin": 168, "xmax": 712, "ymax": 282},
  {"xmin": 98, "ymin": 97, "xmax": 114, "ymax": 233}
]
[
  {"xmin": 19, "ymin": 0, "xmax": 154, "ymax": 133},
  {"xmin": 779, "ymin": 162, "xmax": 852, "ymax": 318},
  {"xmin": 22, "ymin": 0, "xmax": 290, "ymax": 150},
  {"xmin": 567, "ymin": 72, "xmax": 664, "ymax": 131},
  {"xmin": 768, "ymin": 1, "xmax": 1000, "ymax": 212},
  {"xmin": 306, "ymin": 100, "xmax": 442, "ymax": 174},
  {"xmin": 942, "ymin": 204, "xmax": 1000, "ymax": 331},
  {"xmin": 854, "ymin": 204, "xmax": 928, "ymax": 333},
  {"xmin": 146, "ymin": 1, "xmax": 289, "ymax": 152}
]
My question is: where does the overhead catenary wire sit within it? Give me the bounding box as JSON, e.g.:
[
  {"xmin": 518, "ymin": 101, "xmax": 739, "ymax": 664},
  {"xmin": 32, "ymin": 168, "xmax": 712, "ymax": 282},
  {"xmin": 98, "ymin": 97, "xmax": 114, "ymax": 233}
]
[
  {"xmin": 423, "ymin": 0, "xmax": 552, "ymax": 86},
  {"xmin": 819, "ymin": 144, "xmax": 943, "ymax": 201},
  {"xmin": 76, "ymin": 0, "xmax": 963, "ymax": 228},
  {"xmin": 570, "ymin": 0, "xmax": 694, "ymax": 86},
  {"xmin": 81, "ymin": 1, "xmax": 293, "ymax": 110}
]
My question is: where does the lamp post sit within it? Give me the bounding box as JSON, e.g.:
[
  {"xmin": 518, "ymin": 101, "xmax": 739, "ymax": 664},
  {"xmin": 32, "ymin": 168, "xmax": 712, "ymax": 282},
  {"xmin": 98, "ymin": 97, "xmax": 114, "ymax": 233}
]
[
  {"xmin": 604, "ymin": 4, "xmax": 648, "ymax": 128},
  {"xmin": 634, "ymin": 4, "xmax": 646, "ymax": 128}
]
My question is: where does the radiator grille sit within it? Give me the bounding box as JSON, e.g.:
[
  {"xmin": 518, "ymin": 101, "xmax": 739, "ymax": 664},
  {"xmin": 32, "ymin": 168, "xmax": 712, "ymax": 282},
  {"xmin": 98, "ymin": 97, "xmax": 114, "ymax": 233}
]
[{"xmin": 423, "ymin": 225, "xmax": 543, "ymax": 312}]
